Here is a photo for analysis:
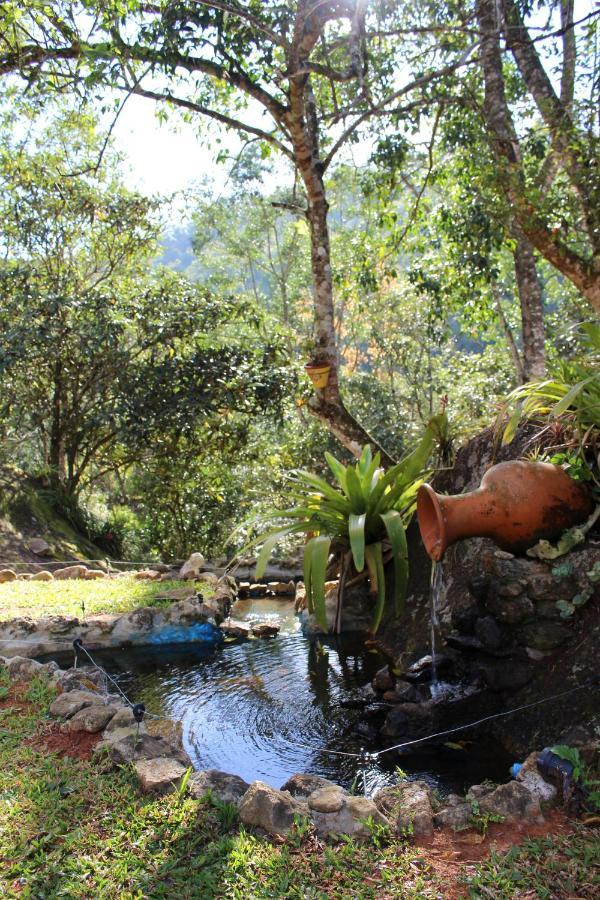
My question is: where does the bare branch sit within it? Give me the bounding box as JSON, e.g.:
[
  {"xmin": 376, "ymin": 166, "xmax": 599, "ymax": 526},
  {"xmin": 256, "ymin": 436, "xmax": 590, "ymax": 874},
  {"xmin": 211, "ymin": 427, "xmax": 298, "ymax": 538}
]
[
  {"xmin": 322, "ymin": 48, "xmax": 480, "ymax": 169},
  {"xmin": 125, "ymin": 83, "xmax": 294, "ymax": 160}
]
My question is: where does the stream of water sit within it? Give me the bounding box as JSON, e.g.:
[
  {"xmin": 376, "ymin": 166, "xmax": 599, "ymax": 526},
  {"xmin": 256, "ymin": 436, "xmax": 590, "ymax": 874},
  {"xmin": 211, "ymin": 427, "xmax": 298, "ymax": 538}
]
[{"xmin": 430, "ymin": 560, "xmax": 444, "ymax": 689}]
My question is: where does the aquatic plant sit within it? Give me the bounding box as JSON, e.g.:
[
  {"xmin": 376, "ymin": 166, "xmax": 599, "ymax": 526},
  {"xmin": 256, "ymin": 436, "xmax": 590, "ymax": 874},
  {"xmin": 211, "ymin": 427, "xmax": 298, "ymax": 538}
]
[{"xmin": 244, "ymin": 414, "xmax": 447, "ymax": 633}]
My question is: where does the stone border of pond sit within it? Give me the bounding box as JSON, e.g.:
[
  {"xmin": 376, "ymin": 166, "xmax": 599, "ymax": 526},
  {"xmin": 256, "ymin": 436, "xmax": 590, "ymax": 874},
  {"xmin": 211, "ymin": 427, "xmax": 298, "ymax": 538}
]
[{"xmin": 1, "ymin": 644, "xmax": 588, "ymax": 842}]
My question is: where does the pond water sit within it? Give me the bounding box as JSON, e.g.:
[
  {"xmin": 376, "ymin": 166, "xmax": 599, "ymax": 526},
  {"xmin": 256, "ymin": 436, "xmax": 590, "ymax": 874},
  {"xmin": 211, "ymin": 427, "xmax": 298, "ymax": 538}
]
[{"xmin": 45, "ymin": 597, "xmax": 513, "ymax": 793}]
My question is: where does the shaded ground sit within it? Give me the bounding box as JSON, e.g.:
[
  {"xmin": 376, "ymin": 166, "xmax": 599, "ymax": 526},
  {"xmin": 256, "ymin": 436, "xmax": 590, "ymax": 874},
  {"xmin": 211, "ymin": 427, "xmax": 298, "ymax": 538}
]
[{"xmin": 1, "ymin": 675, "xmax": 598, "ymax": 899}]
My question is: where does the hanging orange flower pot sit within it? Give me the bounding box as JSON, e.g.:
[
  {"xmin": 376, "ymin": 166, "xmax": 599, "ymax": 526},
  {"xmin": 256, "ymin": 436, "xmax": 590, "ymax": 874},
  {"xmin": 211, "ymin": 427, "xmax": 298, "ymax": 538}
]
[
  {"xmin": 417, "ymin": 460, "xmax": 593, "ymax": 561},
  {"xmin": 304, "ymin": 363, "xmax": 331, "ymax": 390}
]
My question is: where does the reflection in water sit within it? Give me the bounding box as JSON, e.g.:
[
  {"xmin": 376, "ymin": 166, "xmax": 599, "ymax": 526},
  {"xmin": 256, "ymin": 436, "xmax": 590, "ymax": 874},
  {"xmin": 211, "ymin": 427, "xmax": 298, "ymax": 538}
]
[{"xmin": 48, "ymin": 597, "xmax": 513, "ymax": 792}]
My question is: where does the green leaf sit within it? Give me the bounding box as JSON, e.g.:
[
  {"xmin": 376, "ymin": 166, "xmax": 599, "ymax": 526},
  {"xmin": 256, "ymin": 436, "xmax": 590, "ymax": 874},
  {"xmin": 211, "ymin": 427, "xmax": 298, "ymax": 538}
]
[
  {"xmin": 357, "ymin": 444, "xmax": 372, "ymax": 477},
  {"xmin": 365, "ymin": 542, "xmax": 386, "ymax": 633},
  {"xmin": 345, "ymin": 466, "xmax": 366, "ymax": 513},
  {"xmin": 502, "ymin": 401, "xmax": 523, "ymax": 444},
  {"xmin": 303, "ymin": 540, "xmax": 313, "ymax": 615},
  {"xmin": 305, "ymin": 535, "xmax": 331, "ymax": 632},
  {"xmin": 349, "ymin": 513, "xmax": 366, "ymax": 572},
  {"xmin": 380, "ymin": 510, "xmax": 408, "ymax": 615},
  {"xmin": 324, "ymin": 452, "xmax": 348, "ymax": 494},
  {"xmin": 255, "ymin": 530, "xmax": 290, "ymax": 579}
]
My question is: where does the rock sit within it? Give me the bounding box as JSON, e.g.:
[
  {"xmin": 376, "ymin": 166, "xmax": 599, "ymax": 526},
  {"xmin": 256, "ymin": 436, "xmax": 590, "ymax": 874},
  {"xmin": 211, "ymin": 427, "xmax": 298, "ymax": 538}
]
[
  {"xmin": 220, "ymin": 619, "xmax": 250, "ymax": 639},
  {"xmin": 84, "ymin": 570, "xmax": 107, "ymax": 580},
  {"xmin": 134, "ymin": 570, "xmax": 161, "ymax": 581},
  {"xmin": 528, "ymin": 574, "xmax": 578, "ymax": 602},
  {"xmin": 103, "ymin": 707, "xmax": 136, "ymax": 732},
  {"xmin": 516, "ymin": 752, "xmax": 558, "ymax": 804},
  {"xmin": 404, "ymin": 653, "xmax": 453, "ymax": 682},
  {"xmin": 495, "ymin": 581, "xmax": 526, "ymax": 598},
  {"xmin": 280, "ymin": 773, "xmax": 338, "ymax": 799},
  {"xmin": 310, "ymin": 794, "xmax": 391, "ymax": 840},
  {"xmin": 467, "ymin": 576, "xmax": 490, "ymax": 603},
  {"xmin": 238, "ymin": 781, "xmax": 307, "ymax": 836},
  {"xmin": 238, "ymin": 582, "xmax": 250, "ymax": 598},
  {"xmin": 0, "ymin": 569, "xmax": 17, "ymax": 583},
  {"xmin": 478, "ymin": 781, "xmax": 542, "ymax": 822},
  {"xmin": 466, "ymin": 783, "xmax": 496, "ymax": 801},
  {"xmin": 134, "ymin": 757, "xmax": 188, "ymax": 795},
  {"xmin": 31, "ymin": 570, "xmax": 54, "ymax": 582},
  {"xmin": 50, "ymin": 689, "xmax": 104, "ymax": 719},
  {"xmin": 189, "ymin": 770, "xmax": 250, "ymax": 806},
  {"xmin": 196, "ymin": 572, "xmax": 220, "ymax": 589},
  {"xmin": 18, "ymin": 573, "xmax": 33, "ymax": 581},
  {"xmin": 249, "ymin": 584, "xmax": 267, "ymax": 597},
  {"xmin": 251, "ymin": 622, "xmax": 279, "ymax": 638},
  {"xmin": 433, "ymin": 799, "xmax": 473, "ymax": 830},
  {"xmin": 518, "ymin": 621, "xmax": 572, "ymax": 651},
  {"xmin": 374, "ymin": 780, "xmax": 434, "ymax": 836},
  {"xmin": 373, "ymin": 666, "xmax": 394, "ymax": 694},
  {"xmin": 474, "ymin": 616, "xmax": 504, "ymax": 650},
  {"xmin": 146, "ymin": 717, "xmax": 184, "ymax": 749},
  {"xmin": 452, "ymin": 601, "xmax": 484, "ymax": 634},
  {"xmin": 95, "ymin": 732, "xmax": 191, "ymax": 767},
  {"xmin": 382, "ymin": 683, "xmax": 424, "ymax": 704},
  {"xmin": 294, "ymin": 581, "xmax": 306, "ymax": 612},
  {"xmin": 307, "ymin": 786, "xmax": 345, "ymax": 813},
  {"xmin": 269, "ymin": 581, "xmax": 295, "ymax": 596},
  {"xmin": 6, "ymin": 656, "xmax": 59, "ymax": 680},
  {"xmin": 54, "ymin": 565, "xmax": 89, "ymax": 580},
  {"xmin": 28, "ymin": 538, "xmax": 52, "ymax": 556},
  {"xmin": 485, "ymin": 589, "xmax": 534, "ymax": 625},
  {"xmin": 474, "ymin": 658, "xmax": 533, "ymax": 692},
  {"xmin": 55, "ymin": 667, "xmax": 106, "ymax": 694},
  {"xmin": 180, "ymin": 553, "xmax": 206, "ymax": 579},
  {"xmin": 67, "ymin": 704, "xmax": 120, "ymax": 733},
  {"xmin": 381, "ymin": 701, "xmax": 435, "ymax": 739}
]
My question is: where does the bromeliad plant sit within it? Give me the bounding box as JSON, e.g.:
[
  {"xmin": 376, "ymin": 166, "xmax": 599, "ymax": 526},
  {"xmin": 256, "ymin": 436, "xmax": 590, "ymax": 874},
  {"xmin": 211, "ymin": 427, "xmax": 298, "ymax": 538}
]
[
  {"xmin": 248, "ymin": 414, "xmax": 447, "ymax": 634},
  {"xmin": 500, "ymin": 323, "xmax": 600, "ymax": 487}
]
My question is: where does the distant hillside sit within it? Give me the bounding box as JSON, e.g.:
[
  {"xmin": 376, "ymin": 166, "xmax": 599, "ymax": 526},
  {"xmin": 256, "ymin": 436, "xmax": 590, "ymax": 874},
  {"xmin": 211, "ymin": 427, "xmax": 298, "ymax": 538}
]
[{"xmin": 0, "ymin": 466, "xmax": 105, "ymax": 568}]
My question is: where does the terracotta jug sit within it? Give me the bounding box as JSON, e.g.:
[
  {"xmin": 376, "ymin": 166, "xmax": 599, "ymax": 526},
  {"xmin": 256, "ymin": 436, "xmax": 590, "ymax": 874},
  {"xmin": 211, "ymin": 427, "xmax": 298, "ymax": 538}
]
[{"xmin": 417, "ymin": 460, "xmax": 593, "ymax": 561}]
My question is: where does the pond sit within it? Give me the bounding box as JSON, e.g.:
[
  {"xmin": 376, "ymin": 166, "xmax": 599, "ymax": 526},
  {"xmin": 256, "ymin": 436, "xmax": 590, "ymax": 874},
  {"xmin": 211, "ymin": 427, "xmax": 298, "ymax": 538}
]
[{"xmin": 45, "ymin": 597, "xmax": 513, "ymax": 793}]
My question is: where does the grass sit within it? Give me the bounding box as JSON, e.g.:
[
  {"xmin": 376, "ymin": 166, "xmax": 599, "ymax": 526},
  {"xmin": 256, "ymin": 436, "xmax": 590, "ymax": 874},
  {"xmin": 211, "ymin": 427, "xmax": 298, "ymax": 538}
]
[
  {"xmin": 462, "ymin": 829, "xmax": 600, "ymax": 898},
  {"xmin": 0, "ymin": 671, "xmax": 440, "ymax": 899},
  {"xmin": 1, "ymin": 671, "xmax": 599, "ymax": 898},
  {"xmin": 0, "ymin": 578, "xmax": 197, "ymax": 621}
]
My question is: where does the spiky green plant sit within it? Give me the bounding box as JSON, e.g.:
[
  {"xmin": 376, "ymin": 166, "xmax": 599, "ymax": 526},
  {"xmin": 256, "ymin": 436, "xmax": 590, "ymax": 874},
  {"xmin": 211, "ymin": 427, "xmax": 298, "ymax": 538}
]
[
  {"xmin": 246, "ymin": 414, "xmax": 447, "ymax": 634},
  {"xmin": 500, "ymin": 324, "xmax": 600, "ymax": 483}
]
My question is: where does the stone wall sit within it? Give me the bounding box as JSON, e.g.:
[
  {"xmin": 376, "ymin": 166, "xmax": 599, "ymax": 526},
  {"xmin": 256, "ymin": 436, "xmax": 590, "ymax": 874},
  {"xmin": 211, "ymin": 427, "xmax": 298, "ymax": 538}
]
[{"xmin": 377, "ymin": 425, "xmax": 600, "ymax": 756}]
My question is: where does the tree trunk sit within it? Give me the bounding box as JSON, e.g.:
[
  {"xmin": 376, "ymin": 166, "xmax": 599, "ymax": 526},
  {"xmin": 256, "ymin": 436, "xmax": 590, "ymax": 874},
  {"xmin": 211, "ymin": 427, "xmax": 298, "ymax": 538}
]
[
  {"xmin": 285, "ymin": 63, "xmax": 395, "ymax": 466},
  {"xmin": 49, "ymin": 363, "xmax": 66, "ymax": 490},
  {"xmin": 511, "ymin": 221, "xmax": 546, "ymax": 380},
  {"xmin": 476, "ymin": 0, "xmax": 600, "ymax": 313},
  {"xmin": 491, "ymin": 281, "xmax": 525, "ymax": 383}
]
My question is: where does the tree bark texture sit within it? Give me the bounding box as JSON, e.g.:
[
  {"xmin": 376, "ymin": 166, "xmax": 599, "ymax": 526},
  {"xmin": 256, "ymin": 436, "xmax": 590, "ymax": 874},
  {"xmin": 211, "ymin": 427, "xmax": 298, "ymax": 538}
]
[
  {"xmin": 511, "ymin": 221, "xmax": 546, "ymax": 381},
  {"xmin": 476, "ymin": 0, "xmax": 600, "ymax": 312}
]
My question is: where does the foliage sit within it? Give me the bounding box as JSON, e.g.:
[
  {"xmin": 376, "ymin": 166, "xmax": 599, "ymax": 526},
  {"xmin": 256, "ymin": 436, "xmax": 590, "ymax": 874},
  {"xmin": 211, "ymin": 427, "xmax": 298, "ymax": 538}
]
[
  {"xmin": 246, "ymin": 415, "xmax": 446, "ymax": 633},
  {"xmin": 500, "ymin": 323, "xmax": 600, "ymax": 481},
  {"xmin": 550, "ymin": 745, "xmax": 600, "ymax": 814}
]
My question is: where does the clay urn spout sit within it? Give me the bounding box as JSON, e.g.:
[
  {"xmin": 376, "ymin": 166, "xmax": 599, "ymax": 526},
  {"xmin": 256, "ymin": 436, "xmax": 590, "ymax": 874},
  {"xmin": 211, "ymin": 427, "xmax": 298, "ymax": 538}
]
[{"xmin": 416, "ymin": 460, "xmax": 593, "ymax": 561}]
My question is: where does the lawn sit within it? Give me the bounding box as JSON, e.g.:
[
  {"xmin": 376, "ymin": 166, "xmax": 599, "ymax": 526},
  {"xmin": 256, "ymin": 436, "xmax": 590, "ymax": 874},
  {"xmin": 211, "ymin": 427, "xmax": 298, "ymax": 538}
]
[
  {"xmin": 0, "ymin": 671, "xmax": 598, "ymax": 899},
  {"xmin": 0, "ymin": 577, "xmax": 196, "ymax": 621},
  {"xmin": 0, "ymin": 672, "xmax": 440, "ymax": 899}
]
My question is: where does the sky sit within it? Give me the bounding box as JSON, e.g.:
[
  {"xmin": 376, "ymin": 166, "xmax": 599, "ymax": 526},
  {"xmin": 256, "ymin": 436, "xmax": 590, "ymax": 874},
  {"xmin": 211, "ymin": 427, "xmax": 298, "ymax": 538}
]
[{"xmin": 110, "ymin": 94, "xmax": 292, "ymax": 204}]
